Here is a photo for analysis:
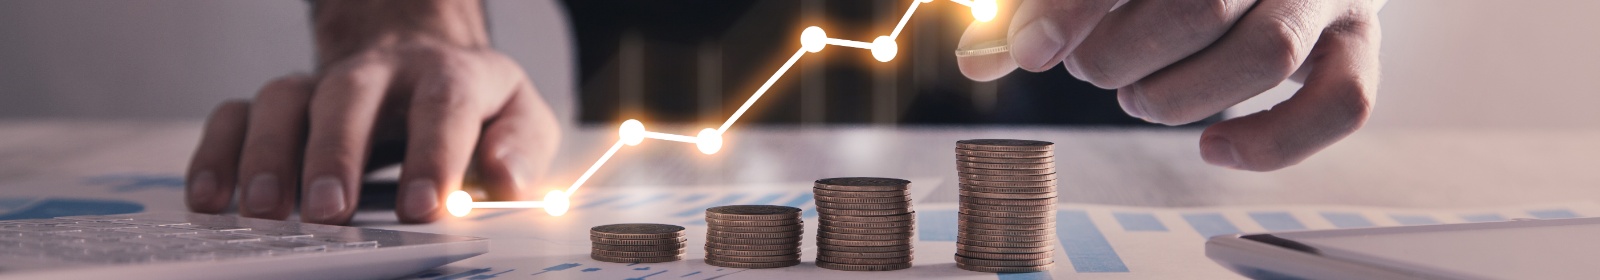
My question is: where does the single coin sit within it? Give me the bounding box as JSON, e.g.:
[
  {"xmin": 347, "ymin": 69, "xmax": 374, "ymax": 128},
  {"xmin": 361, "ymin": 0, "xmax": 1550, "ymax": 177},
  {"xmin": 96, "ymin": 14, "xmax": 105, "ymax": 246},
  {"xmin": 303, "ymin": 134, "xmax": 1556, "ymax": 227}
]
[
  {"xmin": 816, "ymin": 261, "xmax": 913, "ymax": 271},
  {"xmin": 953, "ymin": 39, "xmax": 1010, "ymax": 58},
  {"xmin": 705, "ymin": 217, "xmax": 801, "ymax": 227},
  {"xmin": 960, "ymin": 208, "xmax": 1054, "ymax": 218},
  {"xmin": 956, "ymin": 139, "xmax": 1054, "ymax": 152},
  {"xmin": 708, "ymin": 230, "xmax": 804, "ymax": 239},
  {"xmin": 959, "ymin": 190, "xmax": 1058, "ymax": 200},
  {"xmin": 592, "ymin": 243, "xmax": 687, "ymax": 252},
  {"xmin": 818, "ymin": 212, "xmax": 915, "ymax": 223},
  {"xmin": 958, "ymin": 232, "xmax": 1056, "ymax": 242},
  {"xmin": 956, "ymin": 262, "xmax": 1053, "ymax": 273},
  {"xmin": 706, "ymin": 236, "xmax": 803, "ymax": 245},
  {"xmin": 590, "ymin": 236, "xmax": 687, "ymax": 246},
  {"xmin": 820, "ymin": 219, "xmax": 915, "ymax": 228},
  {"xmin": 959, "ymin": 173, "xmax": 1056, "ymax": 182},
  {"xmin": 704, "ymin": 247, "xmax": 800, "ymax": 257},
  {"xmin": 707, "ymin": 253, "xmax": 801, "ymax": 263},
  {"xmin": 955, "ymin": 249, "xmax": 1053, "ymax": 260},
  {"xmin": 819, "ymin": 225, "xmax": 914, "ymax": 235},
  {"xmin": 817, "ymin": 231, "xmax": 913, "ymax": 241},
  {"xmin": 704, "ymin": 258, "xmax": 801, "ymax": 269},
  {"xmin": 959, "ymin": 220, "xmax": 1056, "ymax": 231},
  {"xmin": 814, "ymin": 200, "xmax": 911, "ymax": 210},
  {"xmin": 706, "ymin": 205, "xmax": 802, "ymax": 221},
  {"xmin": 955, "ymin": 254, "xmax": 1054, "ymax": 266},
  {"xmin": 959, "ymin": 215, "xmax": 1054, "ymax": 225},
  {"xmin": 814, "ymin": 177, "xmax": 911, "ymax": 192},
  {"xmin": 958, "ymin": 167, "xmax": 1055, "ymax": 176},
  {"xmin": 813, "ymin": 188, "xmax": 910, "ymax": 198},
  {"xmin": 816, "ymin": 255, "xmax": 914, "ymax": 265},
  {"xmin": 960, "ymin": 202, "xmax": 1056, "ymax": 212},
  {"xmin": 817, "ymin": 208, "xmax": 914, "ymax": 216},
  {"xmin": 958, "ymin": 178, "xmax": 1056, "ymax": 187},
  {"xmin": 814, "ymin": 195, "xmax": 910, "ymax": 204},
  {"xmin": 592, "ymin": 248, "xmax": 686, "ymax": 258},
  {"xmin": 590, "ymin": 223, "xmax": 686, "ymax": 240},
  {"xmin": 955, "ymin": 161, "xmax": 1053, "ymax": 170},
  {"xmin": 817, "ymin": 243, "xmax": 913, "ymax": 253},
  {"xmin": 959, "ymin": 184, "xmax": 1055, "ymax": 194},
  {"xmin": 706, "ymin": 242, "xmax": 801, "ymax": 251},
  {"xmin": 956, "ymin": 155, "xmax": 1053, "ymax": 164},
  {"xmin": 958, "ymin": 239, "xmax": 1054, "ymax": 248},
  {"xmin": 818, "ymin": 249, "xmax": 913, "ymax": 259},
  {"xmin": 960, "ymin": 227, "xmax": 1053, "ymax": 236},
  {"xmin": 955, "ymin": 148, "xmax": 1053, "ymax": 158},
  {"xmin": 708, "ymin": 224, "xmax": 804, "ymax": 233},
  {"xmin": 957, "ymin": 243, "xmax": 1054, "ymax": 254},
  {"xmin": 817, "ymin": 237, "xmax": 913, "ymax": 247},
  {"xmin": 959, "ymin": 196, "xmax": 1057, "ymax": 206},
  {"xmin": 591, "ymin": 254, "xmax": 683, "ymax": 263}
]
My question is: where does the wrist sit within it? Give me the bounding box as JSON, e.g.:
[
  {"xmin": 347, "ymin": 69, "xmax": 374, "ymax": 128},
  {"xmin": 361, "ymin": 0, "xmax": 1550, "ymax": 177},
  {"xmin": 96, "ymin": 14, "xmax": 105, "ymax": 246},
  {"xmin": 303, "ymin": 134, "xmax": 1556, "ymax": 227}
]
[{"xmin": 311, "ymin": 0, "xmax": 489, "ymax": 69}]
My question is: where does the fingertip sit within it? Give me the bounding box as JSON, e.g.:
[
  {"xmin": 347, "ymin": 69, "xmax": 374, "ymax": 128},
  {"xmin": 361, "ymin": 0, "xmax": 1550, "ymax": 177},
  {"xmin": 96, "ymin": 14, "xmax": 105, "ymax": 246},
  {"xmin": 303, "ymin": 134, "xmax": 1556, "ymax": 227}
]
[
  {"xmin": 1199, "ymin": 135, "xmax": 1242, "ymax": 170},
  {"xmin": 185, "ymin": 171, "xmax": 225, "ymax": 213},
  {"xmin": 398, "ymin": 179, "xmax": 443, "ymax": 223}
]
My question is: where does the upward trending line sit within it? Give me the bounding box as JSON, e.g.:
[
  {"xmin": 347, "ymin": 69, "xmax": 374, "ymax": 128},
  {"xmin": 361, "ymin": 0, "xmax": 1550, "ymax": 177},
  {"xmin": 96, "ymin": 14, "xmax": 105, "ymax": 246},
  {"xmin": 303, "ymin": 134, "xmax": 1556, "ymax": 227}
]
[{"xmin": 446, "ymin": 0, "xmax": 1000, "ymax": 218}]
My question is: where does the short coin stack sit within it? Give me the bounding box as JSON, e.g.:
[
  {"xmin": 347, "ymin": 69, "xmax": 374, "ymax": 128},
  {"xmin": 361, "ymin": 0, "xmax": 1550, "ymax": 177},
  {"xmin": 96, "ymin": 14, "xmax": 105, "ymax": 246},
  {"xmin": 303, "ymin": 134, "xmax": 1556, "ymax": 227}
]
[
  {"xmin": 590, "ymin": 223, "xmax": 688, "ymax": 263},
  {"xmin": 954, "ymin": 139, "xmax": 1057, "ymax": 273},
  {"xmin": 704, "ymin": 205, "xmax": 804, "ymax": 268},
  {"xmin": 813, "ymin": 177, "xmax": 916, "ymax": 271}
]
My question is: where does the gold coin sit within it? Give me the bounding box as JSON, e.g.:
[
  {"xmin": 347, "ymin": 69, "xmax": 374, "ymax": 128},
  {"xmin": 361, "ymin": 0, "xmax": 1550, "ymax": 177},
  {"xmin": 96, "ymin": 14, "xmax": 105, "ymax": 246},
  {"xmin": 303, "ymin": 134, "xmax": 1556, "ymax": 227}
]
[
  {"xmin": 590, "ymin": 236, "xmax": 686, "ymax": 246},
  {"xmin": 591, "ymin": 243, "xmax": 686, "ymax": 252},
  {"xmin": 955, "ymin": 262, "xmax": 1053, "ymax": 273},
  {"xmin": 814, "ymin": 195, "xmax": 911, "ymax": 204},
  {"xmin": 959, "ymin": 220, "xmax": 1055, "ymax": 230},
  {"xmin": 960, "ymin": 202, "xmax": 1056, "ymax": 212},
  {"xmin": 959, "ymin": 196, "xmax": 1057, "ymax": 206},
  {"xmin": 708, "ymin": 230, "xmax": 804, "ymax": 239},
  {"xmin": 820, "ymin": 219, "xmax": 915, "ymax": 228},
  {"xmin": 816, "ymin": 255, "xmax": 914, "ymax": 265},
  {"xmin": 592, "ymin": 248, "xmax": 685, "ymax": 258},
  {"xmin": 959, "ymin": 173, "xmax": 1057, "ymax": 182},
  {"xmin": 812, "ymin": 188, "xmax": 910, "ymax": 198},
  {"xmin": 705, "ymin": 205, "xmax": 802, "ymax": 221},
  {"xmin": 590, "ymin": 253, "xmax": 683, "ymax": 263},
  {"xmin": 957, "ymin": 242, "xmax": 1054, "ymax": 254},
  {"xmin": 706, "ymin": 253, "xmax": 801, "ymax": 263},
  {"xmin": 959, "ymin": 227, "xmax": 1053, "ymax": 236},
  {"xmin": 706, "ymin": 236, "xmax": 802, "ymax": 245},
  {"xmin": 814, "ymin": 200, "xmax": 912, "ymax": 210},
  {"xmin": 703, "ymin": 247, "xmax": 800, "ymax": 257},
  {"xmin": 959, "ymin": 214, "xmax": 1054, "ymax": 225},
  {"xmin": 817, "ymin": 249, "xmax": 913, "ymax": 259},
  {"xmin": 708, "ymin": 224, "xmax": 803, "ymax": 233},
  {"xmin": 956, "ymin": 155, "xmax": 1053, "ymax": 164},
  {"xmin": 960, "ymin": 208, "xmax": 1054, "ymax": 218},
  {"xmin": 958, "ymin": 178, "xmax": 1056, "ymax": 187},
  {"xmin": 959, "ymin": 190, "xmax": 1058, "ymax": 200},
  {"xmin": 816, "ymin": 208, "xmax": 913, "ymax": 216},
  {"xmin": 959, "ymin": 184, "xmax": 1055, "ymax": 194},
  {"xmin": 955, "ymin": 249, "xmax": 1053, "ymax": 260},
  {"xmin": 958, "ymin": 232, "xmax": 1056, "ymax": 242},
  {"xmin": 705, "ymin": 242, "xmax": 801, "ymax": 251},
  {"xmin": 815, "ymin": 261, "xmax": 913, "ymax": 271},
  {"xmin": 705, "ymin": 217, "xmax": 801, "ymax": 227},
  {"xmin": 589, "ymin": 223, "xmax": 686, "ymax": 240},
  {"xmin": 956, "ymin": 139, "xmax": 1054, "ymax": 152},
  {"xmin": 955, "ymin": 148, "xmax": 1052, "ymax": 158},
  {"xmin": 704, "ymin": 258, "xmax": 800, "ymax": 269},
  {"xmin": 957, "ymin": 239, "xmax": 1054, "ymax": 248},
  {"xmin": 957, "ymin": 161, "xmax": 1055, "ymax": 170},
  {"xmin": 817, "ymin": 243, "xmax": 913, "ymax": 253},
  {"xmin": 814, "ymin": 177, "xmax": 911, "ymax": 192},
  {"xmin": 819, "ymin": 225, "xmax": 915, "ymax": 235},
  {"xmin": 817, "ymin": 236, "xmax": 913, "ymax": 247},
  {"xmin": 817, "ymin": 231, "xmax": 913, "ymax": 241},
  {"xmin": 958, "ymin": 167, "xmax": 1055, "ymax": 176},
  {"xmin": 818, "ymin": 212, "xmax": 915, "ymax": 223},
  {"xmin": 955, "ymin": 254, "xmax": 1054, "ymax": 266}
]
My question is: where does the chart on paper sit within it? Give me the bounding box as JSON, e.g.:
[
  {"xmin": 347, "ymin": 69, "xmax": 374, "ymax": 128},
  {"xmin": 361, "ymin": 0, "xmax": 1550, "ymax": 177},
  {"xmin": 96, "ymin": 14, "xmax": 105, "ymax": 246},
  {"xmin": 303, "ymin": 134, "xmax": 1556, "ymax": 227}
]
[{"xmin": 387, "ymin": 184, "xmax": 1600, "ymax": 280}]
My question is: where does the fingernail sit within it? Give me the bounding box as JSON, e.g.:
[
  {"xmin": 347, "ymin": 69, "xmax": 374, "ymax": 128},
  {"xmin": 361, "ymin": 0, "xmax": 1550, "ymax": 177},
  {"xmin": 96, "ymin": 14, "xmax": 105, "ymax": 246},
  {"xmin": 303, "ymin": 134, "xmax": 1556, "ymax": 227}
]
[
  {"xmin": 243, "ymin": 174, "xmax": 279, "ymax": 215},
  {"xmin": 1010, "ymin": 18, "xmax": 1065, "ymax": 70},
  {"xmin": 304, "ymin": 177, "xmax": 347, "ymax": 222},
  {"xmin": 1109, "ymin": 0, "xmax": 1132, "ymax": 12},
  {"xmin": 1201, "ymin": 136, "xmax": 1242, "ymax": 169},
  {"xmin": 1118, "ymin": 88, "xmax": 1151, "ymax": 120},
  {"xmin": 189, "ymin": 171, "xmax": 216, "ymax": 201},
  {"xmin": 404, "ymin": 179, "xmax": 440, "ymax": 220}
]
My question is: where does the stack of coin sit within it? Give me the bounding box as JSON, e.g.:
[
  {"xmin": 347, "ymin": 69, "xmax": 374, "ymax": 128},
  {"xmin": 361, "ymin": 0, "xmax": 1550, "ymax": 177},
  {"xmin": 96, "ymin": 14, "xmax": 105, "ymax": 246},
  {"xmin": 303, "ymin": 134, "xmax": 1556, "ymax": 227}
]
[
  {"xmin": 590, "ymin": 223, "xmax": 688, "ymax": 263},
  {"xmin": 704, "ymin": 205, "xmax": 804, "ymax": 269},
  {"xmin": 813, "ymin": 177, "xmax": 916, "ymax": 271},
  {"xmin": 954, "ymin": 139, "xmax": 1057, "ymax": 273}
]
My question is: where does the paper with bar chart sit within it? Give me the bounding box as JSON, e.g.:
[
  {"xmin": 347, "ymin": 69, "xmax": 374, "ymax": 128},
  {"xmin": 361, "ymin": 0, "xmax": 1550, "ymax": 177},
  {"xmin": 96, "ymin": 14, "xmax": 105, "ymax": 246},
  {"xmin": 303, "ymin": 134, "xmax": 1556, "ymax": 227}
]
[{"xmin": 392, "ymin": 182, "xmax": 1600, "ymax": 280}]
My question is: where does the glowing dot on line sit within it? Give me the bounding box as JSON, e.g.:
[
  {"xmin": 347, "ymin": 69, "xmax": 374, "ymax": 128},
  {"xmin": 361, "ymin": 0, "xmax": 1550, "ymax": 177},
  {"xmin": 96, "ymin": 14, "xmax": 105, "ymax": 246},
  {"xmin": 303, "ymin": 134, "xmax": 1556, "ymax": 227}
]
[
  {"xmin": 619, "ymin": 119, "xmax": 645, "ymax": 146},
  {"xmin": 972, "ymin": 0, "xmax": 998, "ymax": 22},
  {"xmin": 446, "ymin": 190, "xmax": 473, "ymax": 217},
  {"xmin": 801, "ymin": 26, "xmax": 827, "ymax": 53},
  {"xmin": 696, "ymin": 128, "xmax": 723, "ymax": 155},
  {"xmin": 871, "ymin": 36, "xmax": 898, "ymax": 62},
  {"xmin": 543, "ymin": 190, "xmax": 570, "ymax": 216}
]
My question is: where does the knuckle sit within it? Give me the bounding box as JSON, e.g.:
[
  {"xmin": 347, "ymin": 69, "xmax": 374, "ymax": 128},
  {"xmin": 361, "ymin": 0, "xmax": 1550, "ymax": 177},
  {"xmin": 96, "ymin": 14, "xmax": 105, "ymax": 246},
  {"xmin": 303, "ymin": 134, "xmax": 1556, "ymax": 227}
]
[
  {"xmin": 1175, "ymin": 0, "xmax": 1235, "ymax": 28},
  {"xmin": 1124, "ymin": 85, "xmax": 1206, "ymax": 126},
  {"xmin": 323, "ymin": 62, "xmax": 392, "ymax": 91},
  {"xmin": 1325, "ymin": 80, "xmax": 1377, "ymax": 132},
  {"xmin": 1244, "ymin": 16, "xmax": 1309, "ymax": 83},
  {"xmin": 414, "ymin": 77, "xmax": 479, "ymax": 112}
]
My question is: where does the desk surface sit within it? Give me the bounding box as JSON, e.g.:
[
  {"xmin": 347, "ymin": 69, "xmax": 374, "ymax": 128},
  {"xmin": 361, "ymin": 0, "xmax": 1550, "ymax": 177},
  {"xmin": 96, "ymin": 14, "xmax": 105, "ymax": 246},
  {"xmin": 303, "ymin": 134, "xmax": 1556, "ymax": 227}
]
[{"xmin": 5, "ymin": 120, "xmax": 1598, "ymax": 208}]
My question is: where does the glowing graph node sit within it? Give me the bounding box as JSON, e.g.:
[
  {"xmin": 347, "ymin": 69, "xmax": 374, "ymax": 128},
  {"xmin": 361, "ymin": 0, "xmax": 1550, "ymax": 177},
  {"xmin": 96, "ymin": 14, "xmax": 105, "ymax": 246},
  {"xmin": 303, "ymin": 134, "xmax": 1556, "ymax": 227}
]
[{"xmin": 447, "ymin": 0, "xmax": 999, "ymax": 217}]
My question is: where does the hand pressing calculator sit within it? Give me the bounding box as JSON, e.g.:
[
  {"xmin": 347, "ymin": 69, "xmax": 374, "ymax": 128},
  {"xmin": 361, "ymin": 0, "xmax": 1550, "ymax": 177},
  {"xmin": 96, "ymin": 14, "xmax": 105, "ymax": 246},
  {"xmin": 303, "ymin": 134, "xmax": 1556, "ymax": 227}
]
[{"xmin": 0, "ymin": 212, "xmax": 486, "ymax": 280}]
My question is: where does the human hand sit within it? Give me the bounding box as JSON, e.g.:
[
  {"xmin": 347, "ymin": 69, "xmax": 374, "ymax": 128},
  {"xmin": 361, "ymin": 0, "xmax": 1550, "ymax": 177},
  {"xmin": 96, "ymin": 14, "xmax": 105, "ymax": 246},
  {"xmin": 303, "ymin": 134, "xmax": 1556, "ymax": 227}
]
[
  {"xmin": 958, "ymin": 0, "xmax": 1385, "ymax": 171},
  {"xmin": 185, "ymin": 0, "xmax": 560, "ymax": 224}
]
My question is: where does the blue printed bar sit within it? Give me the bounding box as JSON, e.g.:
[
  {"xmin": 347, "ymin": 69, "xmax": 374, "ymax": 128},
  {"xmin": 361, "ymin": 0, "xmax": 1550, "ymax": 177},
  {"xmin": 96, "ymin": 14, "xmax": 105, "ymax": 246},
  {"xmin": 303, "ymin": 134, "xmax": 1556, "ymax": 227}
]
[
  {"xmin": 672, "ymin": 193, "xmax": 747, "ymax": 217},
  {"xmin": 1320, "ymin": 212, "xmax": 1375, "ymax": 228},
  {"xmin": 1389, "ymin": 214, "xmax": 1439, "ymax": 225},
  {"xmin": 574, "ymin": 194, "xmax": 630, "ymax": 210},
  {"xmin": 1248, "ymin": 212, "xmax": 1307, "ymax": 231},
  {"xmin": 1112, "ymin": 212, "xmax": 1167, "ymax": 232},
  {"xmin": 1528, "ymin": 209, "xmax": 1580, "ymax": 219},
  {"xmin": 1182, "ymin": 213, "xmax": 1241, "ymax": 238},
  {"xmin": 613, "ymin": 193, "xmax": 673, "ymax": 210},
  {"xmin": 917, "ymin": 210, "xmax": 958, "ymax": 241},
  {"xmin": 743, "ymin": 193, "xmax": 789, "ymax": 206},
  {"xmin": 1058, "ymin": 210, "xmax": 1130, "ymax": 273},
  {"xmin": 1460, "ymin": 213, "xmax": 1505, "ymax": 222},
  {"xmin": 996, "ymin": 272, "xmax": 1053, "ymax": 280}
]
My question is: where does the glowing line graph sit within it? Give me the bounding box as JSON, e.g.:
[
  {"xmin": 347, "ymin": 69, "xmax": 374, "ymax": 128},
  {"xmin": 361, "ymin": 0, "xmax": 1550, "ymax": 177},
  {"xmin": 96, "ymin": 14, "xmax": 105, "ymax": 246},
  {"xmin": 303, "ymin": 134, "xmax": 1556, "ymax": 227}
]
[{"xmin": 446, "ymin": 0, "xmax": 999, "ymax": 218}]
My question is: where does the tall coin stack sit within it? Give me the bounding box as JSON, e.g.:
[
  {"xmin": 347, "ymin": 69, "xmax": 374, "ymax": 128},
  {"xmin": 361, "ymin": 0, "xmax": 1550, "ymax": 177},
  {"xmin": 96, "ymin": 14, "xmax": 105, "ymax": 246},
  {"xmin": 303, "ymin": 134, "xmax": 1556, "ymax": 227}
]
[
  {"xmin": 704, "ymin": 205, "xmax": 804, "ymax": 269},
  {"xmin": 590, "ymin": 223, "xmax": 688, "ymax": 263},
  {"xmin": 813, "ymin": 177, "xmax": 916, "ymax": 271},
  {"xmin": 954, "ymin": 139, "xmax": 1057, "ymax": 273}
]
